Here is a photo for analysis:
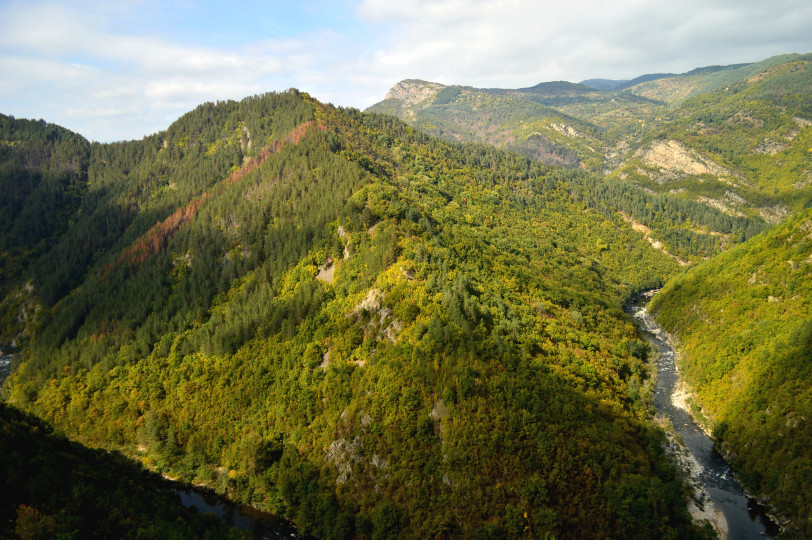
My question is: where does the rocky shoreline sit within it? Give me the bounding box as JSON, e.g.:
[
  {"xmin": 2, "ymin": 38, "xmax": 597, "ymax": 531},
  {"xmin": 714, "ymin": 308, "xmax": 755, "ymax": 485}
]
[{"xmin": 658, "ymin": 328, "xmax": 790, "ymax": 534}]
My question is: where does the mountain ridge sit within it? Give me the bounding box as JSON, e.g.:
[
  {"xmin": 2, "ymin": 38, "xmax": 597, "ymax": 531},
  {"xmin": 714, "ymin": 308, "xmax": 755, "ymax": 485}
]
[
  {"xmin": 2, "ymin": 52, "xmax": 810, "ymax": 537},
  {"xmin": 367, "ymin": 53, "xmax": 812, "ymax": 229},
  {"xmin": 2, "ymin": 90, "xmax": 721, "ymax": 538}
]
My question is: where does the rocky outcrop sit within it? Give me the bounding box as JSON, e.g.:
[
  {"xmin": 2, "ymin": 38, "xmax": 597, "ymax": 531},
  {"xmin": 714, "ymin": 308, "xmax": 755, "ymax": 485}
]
[
  {"xmin": 316, "ymin": 258, "xmax": 335, "ymax": 283},
  {"xmin": 349, "ymin": 288, "xmax": 402, "ymax": 344},
  {"xmin": 550, "ymin": 122, "xmax": 582, "ymax": 138},
  {"xmin": 696, "ymin": 192, "xmax": 747, "ymax": 217},
  {"xmin": 641, "ymin": 139, "xmax": 736, "ymax": 182},
  {"xmin": 326, "ymin": 436, "xmax": 362, "ymax": 484},
  {"xmin": 758, "ymin": 203, "xmax": 789, "ymax": 225},
  {"xmin": 384, "ymin": 79, "xmax": 446, "ymax": 107}
]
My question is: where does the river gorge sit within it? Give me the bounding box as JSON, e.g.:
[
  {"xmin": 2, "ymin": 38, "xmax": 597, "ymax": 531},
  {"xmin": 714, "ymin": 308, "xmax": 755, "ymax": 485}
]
[
  {"xmin": 628, "ymin": 291, "xmax": 780, "ymax": 539},
  {"xmin": 0, "ymin": 297, "xmax": 785, "ymax": 538}
]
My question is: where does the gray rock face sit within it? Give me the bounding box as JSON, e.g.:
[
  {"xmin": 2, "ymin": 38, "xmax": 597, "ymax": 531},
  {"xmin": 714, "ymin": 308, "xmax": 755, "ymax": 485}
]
[{"xmin": 384, "ymin": 79, "xmax": 446, "ymax": 106}]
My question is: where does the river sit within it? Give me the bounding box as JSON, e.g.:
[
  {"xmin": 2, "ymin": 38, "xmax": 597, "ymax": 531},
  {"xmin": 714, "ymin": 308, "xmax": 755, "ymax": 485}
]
[
  {"xmin": 171, "ymin": 485, "xmax": 300, "ymax": 539},
  {"xmin": 0, "ymin": 347, "xmax": 298, "ymax": 538},
  {"xmin": 0, "ymin": 346, "xmax": 15, "ymax": 389},
  {"xmin": 1, "ymin": 300, "xmax": 784, "ymax": 538},
  {"xmin": 628, "ymin": 291, "xmax": 780, "ymax": 539}
]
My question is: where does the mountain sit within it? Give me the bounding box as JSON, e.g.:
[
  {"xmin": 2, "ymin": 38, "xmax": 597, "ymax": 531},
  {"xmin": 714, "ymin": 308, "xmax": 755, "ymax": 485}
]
[
  {"xmin": 580, "ymin": 78, "xmax": 631, "ymax": 91},
  {"xmin": 0, "ymin": 92, "xmax": 722, "ymax": 538},
  {"xmin": 580, "ymin": 74, "xmax": 674, "ymax": 92},
  {"xmin": 649, "ymin": 209, "xmax": 812, "ymax": 537},
  {"xmin": 367, "ymin": 53, "xmax": 812, "ymax": 229},
  {"xmin": 0, "ymin": 116, "xmax": 90, "ymax": 300},
  {"xmin": 366, "ymin": 53, "xmax": 812, "ymax": 536}
]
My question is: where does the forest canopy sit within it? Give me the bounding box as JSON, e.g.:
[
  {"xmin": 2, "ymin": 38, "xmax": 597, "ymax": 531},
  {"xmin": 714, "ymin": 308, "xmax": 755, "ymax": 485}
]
[{"xmin": 0, "ymin": 85, "xmax": 786, "ymax": 538}]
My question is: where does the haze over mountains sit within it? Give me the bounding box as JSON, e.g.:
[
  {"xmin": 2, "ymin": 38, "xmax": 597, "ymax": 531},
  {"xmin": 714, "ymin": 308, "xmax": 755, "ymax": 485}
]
[{"xmin": 1, "ymin": 52, "xmax": 810, "ymax": 538}]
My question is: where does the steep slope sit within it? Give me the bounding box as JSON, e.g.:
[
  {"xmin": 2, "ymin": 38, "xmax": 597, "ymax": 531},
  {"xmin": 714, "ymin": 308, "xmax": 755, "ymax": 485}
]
[
  {"xmin": 0, "ymin": 116, "xmax": 90, "ymax": 300},
  {"xmin": 623, "ymin": 56, "xmax": 797, "ymax": 104},
  {"xmin": 368, "ymin": 79, "xmax": 606, "ymax": 168},
  {"xmin": 0, "ymin": 401, "xmax": 245, "ymax": 538},
  {"xmin": 367, "ymin": 53, "xmax": 811, "ymax": 232},
  {"xmin": 613, "ymin": 54, "xmax": 812, "ymax": 224},
  {"xmin": 2, "ymin": 92, "xmax": 716, "ymax": 538},
  {"xmin": 649, "ymin": 209, "xmax": 812, "ymax": 536},
  {"xmin": 0, "ymin": 92, "xmax": 313, "ymax": 349}
]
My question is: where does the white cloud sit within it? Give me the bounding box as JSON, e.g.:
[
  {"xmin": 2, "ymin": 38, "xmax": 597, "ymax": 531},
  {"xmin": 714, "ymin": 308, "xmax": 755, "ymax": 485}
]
[
  {"xmin": 356, "ymin": 0, "xmax": 812, "ymax": 89},
  {"xmin": 1, "ymin": 0, "xmax": 810, "ymax": 141},
  {"xmin": 0, "ymin": 1, "xmax": 337, "ymax": 140}
]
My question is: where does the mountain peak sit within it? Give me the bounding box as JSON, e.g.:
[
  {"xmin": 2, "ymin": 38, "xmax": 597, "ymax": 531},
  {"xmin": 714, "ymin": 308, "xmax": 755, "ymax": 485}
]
[{"xmin": 384, "ymin": 79, "xmax": 446, "ymax": 104}]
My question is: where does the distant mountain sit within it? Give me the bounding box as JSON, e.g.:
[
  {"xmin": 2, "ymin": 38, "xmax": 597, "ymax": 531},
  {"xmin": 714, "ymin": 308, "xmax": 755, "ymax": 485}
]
[
  {"xmin": 580, "ymin": 75, "xmax": 674, "ymax": 91},
  {"xmin": 580, "ymin": 78, "xmax": 630, "ymax": 91},
  {"xmin": 367, "ymin": 53, "xmax": 812, "ymax": 229},
  {"xmin": 517, "ymin": 80, "xmax": 594, "ymax": 94}
]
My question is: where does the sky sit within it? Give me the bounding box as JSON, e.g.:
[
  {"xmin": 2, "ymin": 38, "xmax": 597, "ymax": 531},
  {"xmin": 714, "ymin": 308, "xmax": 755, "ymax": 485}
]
[{"xmin": 1, "ymin": 0, "xmax": 811, "ymax": 142}]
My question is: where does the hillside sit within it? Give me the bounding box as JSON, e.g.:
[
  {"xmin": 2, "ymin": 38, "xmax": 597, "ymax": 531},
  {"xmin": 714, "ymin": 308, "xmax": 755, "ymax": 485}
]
[
  {"xmin": 0, "ymin": 401, "xmax": 246, "ymax": 538},
  {"xmin": 0, "ymin": 92, "xmax": 725, "ymax": 538},
  {"xmin": 0, "ymin": 116, "xmax": 90, "ymax": 300},
  {"xmin": 649, "ymin": 209, "xmax": 812, "ymax": 537},
  {"xmin": 367, "ymin": 53, "xmax": 812, "ymax": 230}
]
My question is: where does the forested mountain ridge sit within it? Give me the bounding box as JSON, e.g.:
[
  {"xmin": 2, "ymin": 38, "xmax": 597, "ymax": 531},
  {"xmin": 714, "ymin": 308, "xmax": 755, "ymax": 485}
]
[
  {"xmin": 367, "ymin": 53, "xmax": 812, "ymax": 228},
  {"xmin": 0, "ymin": 115, "xmax": 90, "ymax": 301},
  {"xmin": 0, "ymin": 90, "xmax": 733, "ymax": 537},
  {"xmin": 0, "ymin": 93, "xmax": 314, "ymax": 348},
  {"xmin": 649, "ymin": 209, "xmax": 812, "ymax": 537}
]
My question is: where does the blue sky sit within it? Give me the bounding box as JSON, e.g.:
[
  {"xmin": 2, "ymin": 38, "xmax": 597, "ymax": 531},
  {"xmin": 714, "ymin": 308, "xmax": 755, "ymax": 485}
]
[{"xmin": 2, "ymin": 0, "xmax": 811, "ymax": 142}]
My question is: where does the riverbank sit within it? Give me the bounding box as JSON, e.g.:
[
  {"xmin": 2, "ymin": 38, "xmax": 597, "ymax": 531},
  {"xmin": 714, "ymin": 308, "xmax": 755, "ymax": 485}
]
[
  {"xmin": 628, "ymin": 292, "xmax": 779, "ymax": 539},
  {"xmin": 660, "ymin": 422, "xmax": 729, "ymax": 538},
  {"xmin": 629, "ymin": 296, "xmax": 726, "ymax": 538},
  {"xmin": 0, "ymin": 346, "xmax": 17, "ymax": 390},
  {"xmin": 651, "ymin": 310, "xmax": 791, "ymax": 535}
]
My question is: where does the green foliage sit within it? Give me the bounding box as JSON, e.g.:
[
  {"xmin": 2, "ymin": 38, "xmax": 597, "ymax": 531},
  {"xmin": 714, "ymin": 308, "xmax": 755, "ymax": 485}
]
[
  {"xmin": 2, "ymin": 92, "xmax": 716, "ymax": 537},
  {"xmin": 0, "ymin": 401, "xmax": 246, "ymax": 539},
  {"xmin": 0, "ymin": 115, "xmax": 90, "ymax": 301},
  {"xmin": 651, "ymin": 208, "xmax": 812, "ymax": 537},
  {"xmin": 368, "ymin": 54, "xmax": 812, "ymax": 224},
  {"xmin": 433, "ymin": 86, "xmax": 462, "ymax": 105},
  {"xmin": 616, "ymin": 55, "xmax": 812, "ymax": 220}
]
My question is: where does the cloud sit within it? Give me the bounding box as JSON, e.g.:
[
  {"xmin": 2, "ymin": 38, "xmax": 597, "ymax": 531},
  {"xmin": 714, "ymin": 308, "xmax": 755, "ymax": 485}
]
[
  {"xmin": 356, "ymin": 0, "xmax": 812, "ymax": 87},
  {"xmin": 0, "ymin": 1, "xmax": 338, "ymax": 140},
  {"xmin": 1, "ymin": 0, "xmax": 810, "ymax": 141}
]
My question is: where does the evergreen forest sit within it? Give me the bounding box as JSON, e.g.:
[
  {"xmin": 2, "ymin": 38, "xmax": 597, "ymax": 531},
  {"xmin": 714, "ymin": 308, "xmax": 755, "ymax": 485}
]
[{"xmin": 1, "ymin": 52, "xmax": 810, "ymax": 539}]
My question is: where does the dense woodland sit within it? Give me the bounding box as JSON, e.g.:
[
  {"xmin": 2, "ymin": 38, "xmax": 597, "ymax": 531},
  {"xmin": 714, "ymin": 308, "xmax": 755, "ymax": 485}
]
[
  {"xmin": 0, "ymin": 90, "xmax": 737, "ymax": 538},
  {"xmin": 0, "ymin": 402, "xmax": 247, "ymax": 538},
  {"xmin": 650, "ymin": 209, "xmax": 812, "ymax": 537},
  {"xmin": 0, "ymin": 52, "xmax": 808, "ymax": 538},
  {"xmin": 0, "ymin": 115, "xmax": 90, "ymax": 300}
]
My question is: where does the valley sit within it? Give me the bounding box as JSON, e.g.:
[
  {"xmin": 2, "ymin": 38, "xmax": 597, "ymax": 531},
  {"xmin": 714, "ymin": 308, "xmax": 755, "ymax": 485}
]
[
  {"xmin": 629, "ymin": 292, "xmax": 780, "ymax": 539},
  {"xmin": 1, "ymin": 51, "xmax": 810, "ymax": 538}
]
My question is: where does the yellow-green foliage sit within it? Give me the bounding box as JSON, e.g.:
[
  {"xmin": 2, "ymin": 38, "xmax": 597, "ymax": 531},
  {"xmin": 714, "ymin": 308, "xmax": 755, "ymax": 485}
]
[
  {"xmin": 0, "ymin": 402, "xmax": 247, "ymax": 539},
  {"xmin": 3, "ymin": 94, "xmax": 710, "ymax": 538},
  {"xmin": 650, "ymin": 208, "xmax": 812, "ymax": 536}
]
